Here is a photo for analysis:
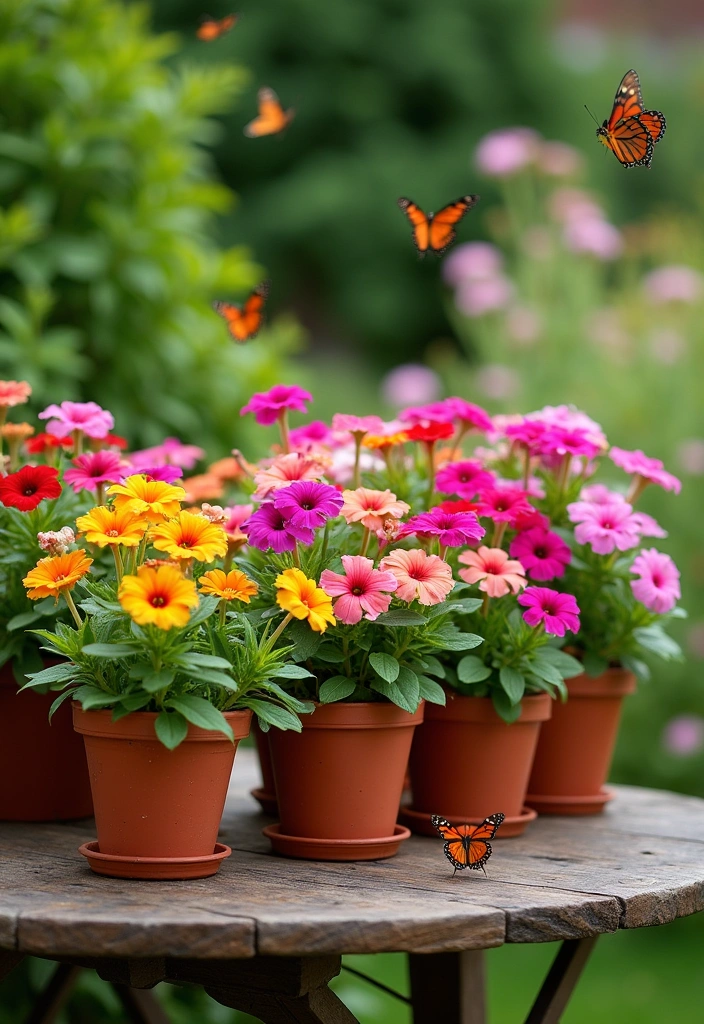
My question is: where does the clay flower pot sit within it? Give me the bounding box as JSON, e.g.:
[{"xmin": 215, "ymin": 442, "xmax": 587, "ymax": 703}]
[
  {"xmin": 265, "ymin": 701, "xmax": 424, "ymax": 861},
  {"xmin": 251, "ymin": 718, "xmax": 278, "ymax": 816},
  {"xmin": 0, "ymin": 663, "xmax": 92, "ymax": 822},
  {"xmin": 404, "ymin": 693, "xmax": 552, "ymax": 838},
  {"xmin": 73, "ymin": 705, "xmax": 251, "ymax": 879},
  {"xmin": 527, "ymin": 669, "xmax": 637, "ymax": 815}
]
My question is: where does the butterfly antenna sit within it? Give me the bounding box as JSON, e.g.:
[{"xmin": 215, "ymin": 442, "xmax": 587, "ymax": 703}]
[{"xmin": 584, "ymin": 104, "xmax": 600, "ymax": 127}]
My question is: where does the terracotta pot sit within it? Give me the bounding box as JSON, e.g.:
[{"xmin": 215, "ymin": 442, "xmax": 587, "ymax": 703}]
[
  {"xmin": 73, "ymin": 705, "xmax": 251, "ymax": 878},
  {"xmin": 406, "ymin": 693, "xmax": 552, "ymax": 837},
  {"xmin": 527, "ymin": 669, "xmax": 636, "ymax": 815},
  {"xmin": 251, "ymin": 718, "xmax": 278, "ymax": 815},
  {"xmin": 0, "ymin": 662, "xmax": 92, "ymax": 822},
  {"xmin": 266, "ymin": 701, "xmax": 424, "ymax": 860}
]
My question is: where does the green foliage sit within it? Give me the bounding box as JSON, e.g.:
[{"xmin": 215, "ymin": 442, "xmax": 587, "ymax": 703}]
[{"xmin": 0, "ymin": 0, "xmax": 301, "ymax": 452}]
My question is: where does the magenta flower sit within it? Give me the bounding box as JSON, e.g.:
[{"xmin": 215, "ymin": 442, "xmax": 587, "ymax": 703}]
[
  {"xmin": 436, "ymin": 459, "xmax": 495, "ymax": 499},
  {"xmin": 609, "ymin": 447, "xmax": 682, "ymax": 495},
  {"xmin": 320, "ymin": 555, "xmax": 398, "ymax": 624},
  {"xmin": 288, "ymin": 420, "xmax": 334, "ymax": 450},
  {"xmin": 518, "ymin": 587, "xmax": 580, "ymax": 637},
  {"xmin": 273, "ymin": 481, "xmax": 344, "ymax": 530},
  {"xmin": 631, "ymin": 549, "xmax": 681, "ymax": 614},
  {"xmin": 475, "ymin": 127, "xmax": 539, "ymax": 177},
  {"xmin": 240, "ymin": 385, "xmax": 312, "ymax": 426},
  {"xmin": 332, "ymin": 413, "xmax": 386, "ymax": 437},
  {"xmin": 567, "ymin": 500, "xmax": 641, "ymax": 555},
  {"xmin": 476, "ymin": 487, "xmax": 533, "ymax": 526},
  {"xmin": 509, "ymin": 527, "xmax": 571, "ymax": 581},
  {"xmin": 631, "ymin": 511, "xmax": 667, "ymax": 539},
  {"xmin": 400, "ymin": 400, "xmax": 455, "ymax": 426},
  {"xmin": 241, "ymin": 504, "xmax": 314, "ymax": 553},
  {"xmin": 39, "ymin": 401, "xmax": 114, "ymax": 440},
  {"xmin": 400, "ymin": 507, "xmax": 485, "ymax": 548},
  {"xmin": 401, "ymin": 397, "xmax": 492, "ymax": 433},
  {"xmin": 138, "ymin": 465, "xmax": 184, "ymax": 484},
  {"xmin": 130, "ymin": 438, "xmax": 204, "ymax": 471},
  {"xmin": 63, "ymin": 450, "xmax": 125, "ymax": 494},
  {"xmin": 381, "ymin": 364, "xmax": 441, "ymax": 407},
  {"xmin": 505, "ymin": 419, "xmax": 549, "ymax": 455},
  {"xmin": 540, "ymin": 426, "xmax": 603, "ymax": 460}
]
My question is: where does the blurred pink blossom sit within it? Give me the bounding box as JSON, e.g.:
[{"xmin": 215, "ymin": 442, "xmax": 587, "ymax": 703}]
[
  {"xmin": 476, "ymin": 364, "xmax": 520, "ymax": 400},
  {"xmin": 475, "ymin": 127, "xmax": 539, "ymax": 177},
  {"xmin": 538, "ymin": 141, "xmax": 583, "ymax": 177},
  {"xmin": 506, "ymin": 306, "xmax": 542, "ymax": 346},
  {"xmin": 381, "ymin": 364, "xmax": 441, "ymax": 407},
  {"xmin": 550, "ymin": 187, "xmax": 604, "ymax": 224},
  {"xmin": 644, "ymin": 265, "xmax": 704, "ymax": 304},
  {"xmin": 649, "ymin": 328, "xmax": 686, "ymax": 365},
  {"xmin": 456, "ymin": 276, "xmax": 514, "ymax": 317},
  {"xmin": 677, "ymin": 439, "xmax": 704, "ymax": 475},
  {"xmin": 564, "ymin": 218, "xmax": 623, "ymax": 260},
  {"xmin": 443, "ymin": 242, "xmax": 504, "ymax": 286},
  {"xmin": 662, "ymin": 716, "xmax": 704, "ymax": 756}
]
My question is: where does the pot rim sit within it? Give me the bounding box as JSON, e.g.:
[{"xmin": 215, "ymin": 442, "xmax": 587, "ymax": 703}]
[
  {"xmin": 424, "ymin": 691, "xmax": 552, "ymax": 724},
  {"xmin": 564, "ymin": 669, "xmax": 637, "ymax": 699},
  {"xmin": 294, "ymin": 699, "xmax": 425, "ymax": 730},
  {"xmin": 71, "ymin": 703, "xmax": 252, "ymax": 742}
]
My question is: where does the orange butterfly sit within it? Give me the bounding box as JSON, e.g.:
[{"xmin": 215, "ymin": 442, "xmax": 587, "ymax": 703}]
[
  {"xmin": 213, "ymin": 281, "xmax": 269, "ymax": 342},
  {"xmin": 432, "ymin": 812, "xmax": 504, "ymax": 875},
  {"xmin": 244, "ymin": 87, "xmax": 295, "ymax": 138},
  {"xmin": 196, "ymin": 13, "xmax": 238, "ymax": 41},
  {"xmin": 397, "ymin": 195, "xmax": 479, "ymax": 256},
  {"xmin": 595, "ymin": 70, "xmax": 666, "ymax": 168}
]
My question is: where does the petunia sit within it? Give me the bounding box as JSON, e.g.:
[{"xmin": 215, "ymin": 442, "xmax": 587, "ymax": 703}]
[
  {"xmin": 540, "ymin": 426, "xmax": 603, "ymax": 460},
  {"xmin": 567, "ymin": 500, "xmax": 641, "ymax": 555},
  {"xmin": 458, "ymin": 546, "xmax": 527, "ymax": 597},
  {"xmin": 609, "ymin": 446, "xmax": 681, "ymax": 496},
  {"xmin": 400, "ymin": 397, "xmax": 492, "ymax": 433},
  {"xmin": 579, "ymin": 484, "xmax": 627, "ymax": 505},
  {"xmin": 331, "ymin": 413, "xmax": 386, "ymax": 438},
  {"xmin": 404, "ymin": 421, "xmax": 454, "ymax": 444},
  {"xmin": 151, "ymin": 510, "xmax": 228, "ymax": 563},
  {"xmin": 340, "ymin": 488, "xmax": 410, "ymax": 533},
  {"xmin": 275, "ymin": 568, "xmax": 335, "ymax": 632},
  {"xmin": 253, "ymin": 453, "xmax": 327, "ymax": 501},
  {"xmin": 129, "ymin": 438, "xmax": 204, "ymax": 471},
  {"xmin": 139, "ymin": 465, "xmax": 184, "ymax": 484},
  {"xmin": 288, "ymin": 420, "xmax": 334, "ymax": 450},
  {"xmin": 118, "ymin": 565, "xmax": 199, "ymax": 630},
  {"xmin": 241, "ymin": 503, "xmax": 314, "ymax": 553},
  {"xmin": 39, "ymin": 401, "xmax": 114, "ymax": 440},
  {"xmin": 378, "ymin": 548, "xmax": 454, "ymax": 606},
  {"xmin": 509, "ymin": 527, "xmax": 571, "ymax": 581},
  {"xmin": 476, "ymin": 487, "xmax": 533, "ymax": 526},
  {"xmin": 630, "ymin": 549, "xmax": 681, "ymax": 614},
  {"xmin": 435, "ymin": 459, "xmax": 496, "ymax": 499},
  {"xmin": 0, "ymin": 465, "xmax": 62, "ymax": 512},
  {"xmin": 63, "ymin": 450, "xmax": 125, "ymax": 494},
  {"xmin": 320, "ymin": 555, "xmax": 398, "ymax": 624},
  {"xmin": 240, "ymin": 384, "xmax": 312, "ymax": 426},
  {"xmin": 273, "ymin": 480, "xmax": 343, "ymax": 530},
  {"xmin": 518, "ymin": 587, "xmax": 581, "ymax": 637},
  {"xmin": 401, "ymin": 507, "xmax": 485, "ymax": 549},
  {"xmin": 25, "ymin": 433, "xmax": 73, "ymax": 455}
]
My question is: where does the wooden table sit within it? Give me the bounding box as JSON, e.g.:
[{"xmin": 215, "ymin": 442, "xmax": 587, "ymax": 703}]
[{"xmin": 2, "ymin": 750, "xmax": 704, "ymax": 1024}]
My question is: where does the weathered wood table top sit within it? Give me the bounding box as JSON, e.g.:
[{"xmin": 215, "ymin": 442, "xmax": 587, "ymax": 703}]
[{"xmin": 2, "ymin": 749, "xmax": 704, "ymax": 962}]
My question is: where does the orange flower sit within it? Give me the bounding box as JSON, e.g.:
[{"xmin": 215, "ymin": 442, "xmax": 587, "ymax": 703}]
[
  {"xmin": 181, "ymin": 473, "xmax": 224, "ymax": 504},
  {"xmin": 151, "ymin": 510, "xmax": 228, "ymax": 563},
  {"xmin": 208, "ymin": 457, "xmax": 244, "ymax": 482},
  {"xmin": 23, "ymin": 551, "xmax": 93, "ymax": 600},
  {"xmin": 199, "ymin": 569, "xmax": 258, "ymax": 603},
  {"xmin": 76, "ymin": 506, "xmax": 149, "ymax": 548},
  {"xmin": 118, "ymin": 565, "xmax": 199, "ymax": 630},
  {"xmin": 340, "ymin": 488, "xmax": 410, "ymax": 533},
  {"xmin": 108, "ymin": 475, "xmax": 185, "ymax": 523},
  {"xmin": 362, "ymin": 431, "xmax": 409, "ymax": 450},
  {"xmin": 1, "ymin": 422, "xmax": 34, "ymax": 440},
  {"xmin": 0, "ymin": 380, "xmax": 31, "ymax": 408},
  {"xmin": 275, "ymin": 568, "xmax": 335, "ymax": 633}
]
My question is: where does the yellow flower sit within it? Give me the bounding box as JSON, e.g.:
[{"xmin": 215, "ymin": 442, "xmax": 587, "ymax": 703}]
[
  {"xmin": 107, "ymin": 475, "xmax": 185, "ymax": 523},
  {"xmin": 199, "ymin": 568, "xmax": 258, "ymax": 603},
  {"xmin": 118, "ymin": 565, "xmax": 199, "ymax": 630},
  {"xmin": 150, "ymin": 510, "xmax": 228, "ymax": 563},
  {"xmin": 23, "ymin": 551, "xmax": 93, "ymax": 600},
  {"xmin": 275, "ymin": 568, "xmax": 335, "ymax": 633},
  {"xmin": 362, "ymin": 431, "xmax": 409, "ymax": 450},
  {"xmin": 76, "ymin": 505, "xmax": 149, "ymax": 548}
]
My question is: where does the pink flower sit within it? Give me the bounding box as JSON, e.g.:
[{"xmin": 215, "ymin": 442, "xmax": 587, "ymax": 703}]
[
  {"xmin": 0, "ymin": 380, "xmax": 31, "ymax": 408},
  {"xmin": 456, "ymin": 276, "xmax": 514, "ymax": 317},
  {"xmin": 223, "ymin": 504, "xmax": 253, "ymax": 548},
  {"xmin": 381, "ymin": 364, "xmax": 441, "ymax": 407},
  {"xmin": 273, "ymin": 481, "xmax": 343, "ymax": 530},
  {"xmin": 327, "ymin": 446, "xmax": 385, "ymax": 486},
  {"xmin": 532, "ymin": 405, "xmax": 607, "ymax": 449},
  {"xmin": 631, "ymin": 511, "xmax": 667, "ymax": 539},
  {"xmin": 505, "ymin": 419, "xmax": 549, "ymax": 455},
  {"xmin": 340, "ymin": 488, "xmax": 410, "ymax": 533},
  {"xmin": 563, "ymin": 218, "xmax": 623, "ymax": 260},
  {"xmin": 540, "ymin": 426, "xmax": 603, "ymax": 460},
  {"xmin": 550, "ymin": 187, "xmax": 604, "ymax": 224},
  {"xmin": 567, "ymin": 500, "xmax": 641, "ymax": 555},
  {"xmin": 609, "ymin": 447, "xmax": 681, "ymax": 495},
  {"xmin": 631, "ymin": 549, "xmax": 680, "ymax": 614},
  {"xmin": 436, "ymin": 460, "xmax": 496, "ymax": 499},
  {"xmin": 241, "ymin": 503, "xmax": 314, "ymax": 553},
  {"xmin": 379, "ymin": 548, "xmax": 454, "ymax": 606},
  {"xmin": 458, "ymin": 546, "xmax": 527, "ymax": 598},
  {"xmin": 442, "ymin": 243, "xmax": 504, "ymax": 286},
  {"xmin": 509, "ymin": 527, "xmax": 571, "ymax": 581},
  {"xmin": 518, "ymin": 587, "xmax": 580, "ymax": 637},
  {"xmin": 400, "ymin": 398, "xmax": 492, "ymax": 433},
  {"xmin": 401, "ymin": 507, "xmax": 485, "ymax": 548},
  {"xmin": 240, "ymin": 384, "xmax": 312, "ymax": 426},
  {"xmin": 476, "ymin": 487, "xmax": 533, "ymax": 526},
  {"xmin": 63, "ymin": 450, "xmax": 125, "ymax": 493},
  {"xmin": 677, "ymin": 439, "xmax": 704, "ymax": 476},
  {"xmin": 37, "ymin": 527, "xmax": 75, "ymax": 556},
  {"xmin": 643, "ymin": 266, "xmax": 704, "ymax": 304},
  {"xmin": 288, "ymin": 421, "xmax": 334, "ymax": 450},
  {"xmin": 662, "ymin": 716, "xmax": 704, "ymax": 756},
  {"xmin": 129, "ymin": 438, "xmax": 204, "ymax": 471},
  {"xmin": 320, "ymin": 555, "xmax": 398, "ymax": 624},
  {"xmin": 139, "ymin": 465, "xmax": 184, "ymax": 484},
  {"xmin": 253, "ymin": 453, "xmax": 327, "ymax": 501},
  {"xmin": 538, "ymin": 141, "xmax": 583, "ymax": 177},
  {"xmin": 332, "ymin": 413, "xmax": 386, "ymax": 437},
  {"xmin": 580, "ymin": 484, "xmax": 627, "ymax": 505},
  {"xmin": 475, "ymin": 127, "xmax": 539, "ymax": 177},
  {"xmin": 39, "ymin": 401, "xmax": 114, "ymax": 440}
]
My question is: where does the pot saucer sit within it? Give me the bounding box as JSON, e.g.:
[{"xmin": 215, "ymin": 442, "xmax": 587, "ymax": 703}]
[
  {"xmin": 78, "ymin": 841, "xmax": 231, "ymax": 880},
  {"xmin": 399, "ymin": 804, "xmax": 536, "ymax": 838},
  {"xmin": 525, "ymin": 787, "xmax": 614, "ymax": 816},
  {"xmin": 262, "ymin": 823, "xmax": 410, "ymax": 861},
  {"xmin": 250, "ymin": 786, "xmax": 278, "ymax": 816}
]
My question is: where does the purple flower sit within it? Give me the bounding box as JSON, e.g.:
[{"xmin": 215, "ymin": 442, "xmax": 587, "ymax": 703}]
[
  {"xmin": 130, "ymin": 438, "xmax": 204, "ymax": 471},
  {"xmin": 139, "ymin": 465, "xmax": 184, "ymax": 484},
  {"xmin": 436, "ymin": 460, "xmax": 495, "ymax": 499},
  {"xmin": 662, "ymin": 715, "xmax": 704, "ymax": 756},
  {"xmin": 240, "ymin": 385, "xmax": 312, "ymax": 426},
  {"xmin": 475, "ymin": 127, "xmax": 539, "ymax": 177},
  {"xmin": 273, "ymin": 481, "xmax": 344, "ymax": 530},
  {"xmin": 381, "ymin": 364, "xmax": 441, "ymax": 407},
  {"xmin": 63, "ymin": 450, "xmax": 125, "ymax": 493},
  {"xmin": 518, "ymin": 587, "xmax": 580, "ymax": 637},
  {"xmin": 567, "ymin": 500, "xmax": 641, "ymax": 555},
  {"xmin": 631, "ymin": 548, "xmax": 681, "ymax": 614},
  {"xmin": 241, "ymin": 503, "xmax": 314, "ymax": 553},
  {"xmin": 39, "ymin": 401, "xmax": 114, "ymax": 440},
  {"xmin": 400, "ymin": 507, "xmax": 485, "ymax": 548}
]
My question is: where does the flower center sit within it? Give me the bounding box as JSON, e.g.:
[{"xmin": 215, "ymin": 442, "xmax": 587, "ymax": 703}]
[
  {"xmin": 55, "ymin": 574, "xmax": 66, "ymax": 583},
  {"xmin": 495, "ymin": 502, "xmax": 506, "ymax": 512},
  {"xmin": 459, "ymin": 474, "xmax": 469, "ymax": 482},
  {"xmin": 602, "ymin": 521, "xmax": 613, "ymax": 530},
  {"xmin": 23, "ymin": 486, "xmax": 37, "ymax": 496},
  {"xmin": 107, "ymin": 529, "xmax": 119, "ymax": 538},
  {"xmin": 534, "ymin": 547, "xmax": 547, "ymax": 558},
  {"xmin": 352, "ymin": 586, "xmax": 363, "ymax": 596},
  {"xmin": 652, "ymin": 573, "xmax": 662, "ymax": 587},
  {"xmin": 151, "ymin": 595, "xmax": 166, "ymax": 607},
  {"xmin": 301, "ymin": 502, "xmax": 313, "ymax": 510}
]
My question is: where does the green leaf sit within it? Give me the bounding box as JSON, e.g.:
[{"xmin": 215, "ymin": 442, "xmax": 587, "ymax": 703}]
[
  {"xmin": 288, "ymin": 619, "xmax": 322, "ymax": 661},
  {"xmin": 313, "ymin": 645, "xmax": 347, "ymax": 664},
  {"xmin": 529, "ymin": 656, "xmax": 564, "ymax": 686},
  {"xmin": 22, "ymin": 662, "xmax": 76, "ymax": 689},
  {"xmin": 369, "ymin": 652, "xmax": 400, "ymax": 683},
  {"xmin": 620, "ymin": 655, "xmax": 650, "ymax": 681},
  {"xmin": 536, "ymin": 647, "xmax": 583, "ymax": 678},
  {"xmin": 633, "ymin": 626, "xmax": 682, "ymax": 661},
  {"xmin": 457, "ymin": 655, "xmax": 492, "ymax": 684},
  {"xmin": 582, "ymin": 651, "xmax": 609, "ymax": 677},
  {"xmin": 115, "ymin": 693, "xmax": 152, "ymax": 713},
  {"xmin": 373, "ymin": 610, "xmax": 426, "ymax": 626},
  {"xmin": 245, "ymin": 698, "xmax": 302, "ymax": 731},
  {"xmin": 499, "ymin": 666, "xmax": 525, "ymax": 705},
  {"xmin": 417, "ymin": 675, "xmax": 446, "ymax": 705},
  {"xmin": 275, "ymin": 664, "xmax": 316, "ymax": 680},
  {"xmin": 165, "ymin": 695, "xmax": 234, "ymax": 741},
  {"xmin": 155, "ymin": 710, "xmax": 189, "ymax": 750},
  {"xmin": 48, "ymin": 688, "xmax": 79, "ymax": 720},
  {"xmin": 174, "ymin": 653, "xmax": 232, "ymax": 671},
  {"xmin": 318, "ymin": 676, "xmax": 356, "ymax": 703},
  {"xmin": 420, "ymin": 655, "xmax": 445, "ymax": 679},
  {"xmin": 82, "ymin": 642, "xmax": 139, "ymax": 659},
  {"xmin": 187, "ymin": 596, "xmax": 220, "ymax": 628},
  {"xmin": 437, "ymin": 631, "xmax": 484, "ymax": 651},
  {"xmin": 141, "ymin": 668, "xmax": 176, "ymax": 693},
  {"xmin": 370, "ymin": 666, "xmax": 420, "ymax": 713},
  {"xmin": 492, "ymin": 688, "xmax": 523, "ymax": 723},
  {"xmin": 7, "ymin": 611, "xmax": 40, "ymax": 632},
  {"xmin": 75, "ymin": 688, "xmax": 119, "ymax": 711}
]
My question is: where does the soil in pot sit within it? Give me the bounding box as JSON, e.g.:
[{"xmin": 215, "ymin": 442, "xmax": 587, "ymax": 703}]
[
  {"xmin": 527, "ymin": 669, "xmax": 636, "ymax": 815},
  {"xmin": 405, "ymin": 693, "xmax": 552, "ymax": 838}
]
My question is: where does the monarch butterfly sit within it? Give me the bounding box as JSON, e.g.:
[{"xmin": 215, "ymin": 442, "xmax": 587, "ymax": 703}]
[
  {"xmin": 431, "ymin": 812, "xmax": 504, "ymax": 875},
  {"xmin": 595, "ymin": 70, "xmax": 666, "ymax": 168},
  {"xmin": 397, "ymin": 195, "xmax": 480, "ymax": 256},
  {"xmin": 244, "ymin": 87, "xmax": 295, "ymax": 138},
  {"xmin": 213, "ymin": 281, "xmax": 269, "ymax": 342},
  {"xmin": 196, "ymin": 14, "xmax": 238, "ymax": 41}
]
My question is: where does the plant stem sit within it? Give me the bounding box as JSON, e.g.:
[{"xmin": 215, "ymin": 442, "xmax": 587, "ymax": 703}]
[
  {"xmin": 353, "ymin": 435, "xmax": 363, "ymax": 488},
  {"xmin": 63, "ymin": 589, "xmax": 82, "ymax": 628},
  {"xmin": 492, "ymin": 522, "xmax": 506, "ymax": 548},
  {"xmin": 278, "ymin": 410, "xmax": 290, "ymax": 454},
  {"xmin": 481, "ymin": 592, "xmax": 490, "ymax": 618},
  {"xmin": 522, "ymin": 450, "xmax": 531, "ymax": 489},
  {"xmin": 292, "ymin": 542, "xmax": 301, "ymax": 569},
  {"xmin": 111, "ymin": 545, "xmax": 124, "ymax": 583},
  {"xmin": 268, "ymin": 611, "xmax": 294, "ymax": 647},
  {"xmin": 425, "ymin": 442, "xmax": 436, "ymax": 508},
  {"xmin": 359, "ymin": 527, "xmax": 371, "ymax": 557},
  {"xmin": 72, "ymin": 429, "xmax": 84, "ymax": 457},
  {"xmin": 320, "ymin": 518, "xmax": 331, "ymax": 562},
  {"xmin": 219, "ymin": 599, "xmax": 227, "ymax": 627}
]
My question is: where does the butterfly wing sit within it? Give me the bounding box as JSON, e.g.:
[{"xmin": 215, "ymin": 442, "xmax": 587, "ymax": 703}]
[
  {"xmin": 197, "ymin": 14, "xmax": 237, "ymax": 40},
  {"xmin": 427, "ymin": 195, "xmax": 480, "ymax": 254},
  {"xmin": 639, "ymin": 110, "xmax": 666, "ymax": 144},
  {"xmin": 467, "ymin": 812, "xmax": 505, "ymax": 842},
  {"xmin": 431, "ymin": 815, "xmax": 473, "ymax": 870},
  {"xmin": 608, "ymin": 69, "xmax": 643, "ymax": 130},
  {"xmin": 213, "ymin": 280, "xmax": 269, "ymax": 342},
  {"xmin": 244, "ymin": 87, "xmax": 295, "ymax": 137},
  {"xmin": 606, "ymin": 117, "xmax": 654, "ymax": 167},
  {"xmin": 398, "ymin": 198, "xmax": 430, "ymax": 254},
  {"xmin": 465, "ymin": 812, "xmax": 504, "ymax": 870}
]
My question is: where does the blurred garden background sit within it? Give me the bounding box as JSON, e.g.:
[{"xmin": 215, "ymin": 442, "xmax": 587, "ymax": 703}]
[{"xmin": 1, "ymin": 0, "xmax": 704, "ymax": 1020}]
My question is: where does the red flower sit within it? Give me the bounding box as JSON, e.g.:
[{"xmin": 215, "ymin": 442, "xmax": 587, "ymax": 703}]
[
  {"xmin": 438, "ymin": 499, "xmax": 480, "ymax": 514},
  {"xmin": 25, "ymin": 433, "xmax": 73, "ymax": 455},
  {"xmin": 405, "ymin": 422, "xmax": 454, "ymax": 444},
  {"xmin": 0, "ymin": 465, "xmax": 62, "ymax": 511},
  {"xmin": 92, "ymin": 433, "xmax": 129, "ymax": 451}
]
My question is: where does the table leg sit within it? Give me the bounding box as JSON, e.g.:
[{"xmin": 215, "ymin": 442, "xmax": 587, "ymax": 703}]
[
  {"xmin": 409, "ymin": 950, "xmax": 486, "ymax": 1024},
  {"xmin": 23, "ymin": 963, "xmax": 81, "ymax": 1024},
  {"xmin": 113, "ymin": 985, "xmax": 172, "ymax": 1024},
  {"xmin": 0, "ymin": 951, "xmax": 24, "ymax": 982},
  {"xmin": 523, "ymin": 937, "xmax": 598, "ymax": 1024}
]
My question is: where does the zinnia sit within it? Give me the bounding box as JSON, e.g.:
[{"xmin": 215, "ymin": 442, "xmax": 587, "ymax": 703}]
[
  {"xmin": 64, "ymin": 450, "xmax": 125, "ymax": 494},
  {"xmin": 378, "ymin": 549, "xmax": 454, "ymax": 605},
  {"xmin": 0, "ymin": 380, "xmax": 31, "ymax": 408},
  {"xmin": 151, "ymin": 510, "xmax": 228, "ymax": 563},
  {"xmin": 518, "ymin": 587, "xmax": 580, "ymax": 637},
  {"xmin": 39, "ymin": 401, "xmax": 114, "ymax": 440},
  {"xmin": 0, "ymin": 465, "xmax": 62, "ymax": 512},
  {"xmin": 509, "ymin": 527, "xmax": 571, "ymax": 581},
  {"xmin": 320, "ymin": 555, "xmax": 398, "ymax": 624},
  {"xmin": 76, "ymin": 506, "xmax": 149, "ymax": 548},
  {"xmin": 340, "ymin": 488, "xmax": 410, "ymax": 533},
  {"xmin": 118, "ymin": 565, "xmax": 199, "ymax": 630},
  {"xmin": 630, "ymin": 549, "xmax": 681, "ymax": 614},
  {"xmin": 458, "ymin": 546, "xmax": 527, "ymax": 597},
  {"xmin": 199, "ymin": 569, "xmax": 258, "ymax": 603},
  {"xmin": 273, "ymin": 480, "xmax": 343, "ymax": 530},
  {"xmin": 275, "ymin": 568, "xmax": 336, "ymax": 632},
  {"xmin": 108, "ymin": 475, "xmax": 185, "ymax": 523},
  {"xmin": 435, "ymin": 460, "xmax": 496, "ymax": 499},
  {"xmin": 23, "ymin": 551, "xmax": 93, "ymax": 599}
]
